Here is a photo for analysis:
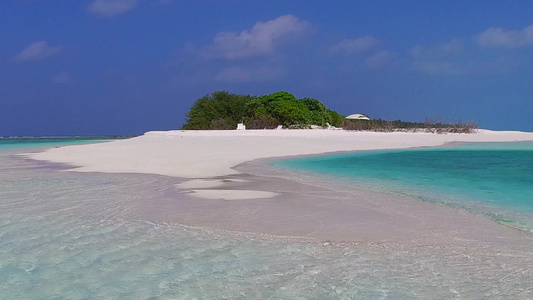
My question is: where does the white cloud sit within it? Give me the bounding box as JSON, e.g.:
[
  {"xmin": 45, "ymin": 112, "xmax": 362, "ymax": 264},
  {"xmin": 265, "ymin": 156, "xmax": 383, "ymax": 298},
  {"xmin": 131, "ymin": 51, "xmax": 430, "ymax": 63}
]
[
  {"xmin": 411, "ymin": 39, "xmax": 463, "ymax": 58},
  {"xmin": 477, "ymin": 24, "xmax": 533, "ymax": 48},
  {"xmin": 216, "ymin": 67, "xmax": 283, "ymax": 82},
  {"xmin": 365, "ymin": 50, "xmax": 394, "ymax": 68},
  {"xmin": 88, "ymin": 0, "xmax": 140, "ymax": 17},
  {"xmin": 329, "ymin": 36, "xmax": 378, "ymax": 55},
  {"xmin": 410, "ymin": 39, "xmax": 470, "ymax": 74},
  {"xmin": 52, "ymin": 71, "xmax": 71, "ymax": 84},
  {"xmin": 14, "ymin": 41, "xmax": 62, "ymax": 62},
  {"xmin": 198, "ymin": 15, "xmax": 310, "ymax": 59}
]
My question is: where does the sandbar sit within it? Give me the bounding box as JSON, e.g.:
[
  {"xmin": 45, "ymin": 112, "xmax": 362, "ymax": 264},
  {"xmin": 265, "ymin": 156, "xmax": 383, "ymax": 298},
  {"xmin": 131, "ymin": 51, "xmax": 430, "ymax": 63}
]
[
  {"xmin": 24, "ymin": 129, "xmax": 533, "ymax": 243},
  {"xmin": 26, "ymin": 129, "xmax": 533, "ymax": 179}
]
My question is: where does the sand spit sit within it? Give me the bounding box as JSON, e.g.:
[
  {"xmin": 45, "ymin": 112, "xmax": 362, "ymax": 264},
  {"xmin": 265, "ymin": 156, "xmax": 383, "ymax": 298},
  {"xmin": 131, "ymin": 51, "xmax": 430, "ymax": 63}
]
[
  {"xmin": 26, "ymin": 129, "xmax": 533, "ymax": 179},
  {"xmin": 23, "ymin": 129, "xmax": 533, "ymax": 242}
]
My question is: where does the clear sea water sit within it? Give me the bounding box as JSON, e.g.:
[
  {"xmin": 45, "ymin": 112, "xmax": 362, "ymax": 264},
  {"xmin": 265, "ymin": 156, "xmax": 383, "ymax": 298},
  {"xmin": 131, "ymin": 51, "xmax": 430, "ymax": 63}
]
[
  {"xmin": 1, "ymin": 139, "xmax": 532, "ymax": 299},
  {"xmin": 0, "ymin": 138, "xmax": 115, "ymax": 150},
  {"xmin": 273, "ymin": 142, "xmax": 533, "ymax": 232}
]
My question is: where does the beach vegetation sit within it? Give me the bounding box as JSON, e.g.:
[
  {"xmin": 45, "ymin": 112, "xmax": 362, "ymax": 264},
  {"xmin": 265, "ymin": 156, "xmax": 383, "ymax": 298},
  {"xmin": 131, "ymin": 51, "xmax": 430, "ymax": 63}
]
[
  {"xmin": 342, "ymin": 117, "xmax": 478, "ymax": 133},
  {"xmin": 264, "ymin": 92, "xmax": 310, "ymax": 127},
  {"xmin": 182, "ymin": 91, "xmax": 341, "ymax": 129},
  {"xmin": 182, "ymin": 91, "xmax": 253, "ymax": 130},
  {"xmin": 182, "ymin": 91, "xmax": 477, "ymax": 133},
  {"xmin": 423, "ymin": 116, "xmax": 478, "ymax": 134},
  {"xmin": 326, "ymin": 110, "xmax": 344, "ymax": 127}
]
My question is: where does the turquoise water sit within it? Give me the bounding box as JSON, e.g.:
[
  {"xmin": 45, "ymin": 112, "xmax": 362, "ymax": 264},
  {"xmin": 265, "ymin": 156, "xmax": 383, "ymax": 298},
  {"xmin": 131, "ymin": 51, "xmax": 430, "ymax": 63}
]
[
  {"xmin": 273, "ymin": 142, "xmax": 533, "ymax": 231},
  {"xmin": 1, "ymin": 139, "xmax": 533, "ymax": 298},
  {"xmin": 0, "ymin": 138, "xmax": 115, "ymax": 151}
]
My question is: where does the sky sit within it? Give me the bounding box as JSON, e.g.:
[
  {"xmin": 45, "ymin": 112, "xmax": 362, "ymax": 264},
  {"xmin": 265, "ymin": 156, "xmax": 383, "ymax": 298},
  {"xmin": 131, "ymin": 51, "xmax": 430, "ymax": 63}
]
[{"xmin": 1, "ymin": 0, "xmax": 532, "ymax": 136}]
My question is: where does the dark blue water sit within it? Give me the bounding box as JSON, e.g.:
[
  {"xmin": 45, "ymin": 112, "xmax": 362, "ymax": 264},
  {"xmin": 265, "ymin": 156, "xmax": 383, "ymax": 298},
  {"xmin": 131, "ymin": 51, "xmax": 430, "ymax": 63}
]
[{"xmin": 274, "ymin": 142, "xmax": 533, "ymax": 231}]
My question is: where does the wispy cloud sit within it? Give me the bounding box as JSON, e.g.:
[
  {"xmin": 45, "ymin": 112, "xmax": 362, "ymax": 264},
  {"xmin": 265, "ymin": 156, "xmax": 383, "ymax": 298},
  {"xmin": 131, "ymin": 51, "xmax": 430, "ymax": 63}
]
[
  {"xmin": 52, "ymin": 71, "xmax": 71, "ymax": 84},
  {"xmin": 410, "ymin": 39, "xmax": 470, "ymax": 74},
  {"xmin": 365, "ymin": 50, "xmax": 394, "ymax": 68},
  {"xmin": 14, "ymin": 41, "xmax": 62, "ymax": 62},
  {"xmin": 329, "ymin": 36, "xmax": 378, "ymax": 55},
  {"xmin": 477, "ymin": 24, "xmax": 533, "ymax": 48},
  {"xmin": 411, "ymin": 39, "xmax": 463, "ymax": 58},
  {"xmin": 215, "ymin": 67, "xmax": 283, "ymax": 82},
  {"xmin": 88, "ymin": 0, "xmax": 140, "ymax": 17},
  {"xmin": 411, "ymin": 40, "xmax": 517, "ymax": 75},
  {"xmin": 194, "ymin": 15, "xmax": 310, "ymax": 60}
]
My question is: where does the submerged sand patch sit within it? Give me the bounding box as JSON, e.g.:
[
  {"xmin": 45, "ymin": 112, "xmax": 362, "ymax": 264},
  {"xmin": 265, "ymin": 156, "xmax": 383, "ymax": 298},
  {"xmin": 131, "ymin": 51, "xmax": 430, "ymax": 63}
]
[
  {"xmin": 174, "ymin": 178, "xmax": 248, "ymax": 189},
  {"xmin": 187, "ymin": 189, "xmax": 278, "ymax": 200}
]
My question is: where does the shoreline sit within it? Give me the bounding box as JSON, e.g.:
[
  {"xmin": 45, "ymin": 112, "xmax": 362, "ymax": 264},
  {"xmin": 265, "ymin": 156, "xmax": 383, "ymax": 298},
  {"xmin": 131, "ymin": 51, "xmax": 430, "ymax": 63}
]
[
  {"xmin": 20, "ymin": 129, "xmax": 533, "ymax": 243},
  {"xmin": 24, "ymin": 129, "xmax": 533, "ymax": 179},
  {"xmin": 6, "ymin": 141, "xmax": 533, "ymax": 299},
  {"xmin": 236, "ymin": 152, "xmax": 532, "ymax": 241}
]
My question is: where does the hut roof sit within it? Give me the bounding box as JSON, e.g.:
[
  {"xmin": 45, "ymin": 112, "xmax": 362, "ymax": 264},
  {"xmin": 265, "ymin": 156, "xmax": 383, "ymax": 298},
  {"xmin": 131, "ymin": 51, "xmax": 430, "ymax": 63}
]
[{"xmin": 345, "ymin": 114, "xmax": 370, "ymax": 120}]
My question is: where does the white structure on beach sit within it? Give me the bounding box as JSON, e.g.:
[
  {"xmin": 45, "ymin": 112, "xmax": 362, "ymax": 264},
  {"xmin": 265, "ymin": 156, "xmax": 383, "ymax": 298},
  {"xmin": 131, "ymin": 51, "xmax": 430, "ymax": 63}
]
[
  {"xmin": 346, "ymin": 114, "xmax": 370, "ymax": 120},
  {"xmin": 236, "ymin": 123, "xmax": 246, "ymax": 130}
]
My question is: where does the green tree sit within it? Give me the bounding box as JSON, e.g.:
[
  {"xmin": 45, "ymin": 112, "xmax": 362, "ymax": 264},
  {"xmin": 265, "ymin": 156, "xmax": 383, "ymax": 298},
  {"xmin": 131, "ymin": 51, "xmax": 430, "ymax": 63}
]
[
  {"xmin": 326, "ymin": 110, "xmax": 344, "ymax": 127},
  {"xmin": 264, "ymin": 92, "xmax": 310, "ymax": 126},
  {"xmin": 182, "ymin": 90, "xmax": 345, "ymax": 129},
  {"xmin": 301, "ymin": 97, "xmax": 326, "ymax": 112},
  {"xmin": 182, "ymin": 91, "xmax": 252, "ymax": 130},
  {"xmin": 301, "ymin": 97, "xmax": 327, "ymax": 126}
]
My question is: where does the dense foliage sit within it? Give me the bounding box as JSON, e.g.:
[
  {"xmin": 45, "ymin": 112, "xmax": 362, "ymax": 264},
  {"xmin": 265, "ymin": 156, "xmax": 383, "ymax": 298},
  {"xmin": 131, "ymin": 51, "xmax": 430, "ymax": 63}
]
[
  {"xmin": 182, "ymin": 90, "xmax": 477, "ymax": 133},
  {"xmin": 182, "ymin": 91, "xmax": 344, "ymax": 129},
  {"xmin": 181, "ymin": 91, "xmax": 253, "ymax": 130}
]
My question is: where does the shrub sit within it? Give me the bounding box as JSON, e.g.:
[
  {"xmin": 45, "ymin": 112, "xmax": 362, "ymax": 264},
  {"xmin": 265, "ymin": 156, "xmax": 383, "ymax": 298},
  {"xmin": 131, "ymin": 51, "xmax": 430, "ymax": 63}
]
[
  {"xmin": 266, "ymin": 97, "xmax": 310, "ymax": 126},
  {"xmin": 182, "ymin": 91, "xmax": 252, "ymax": 130},
  {"xmin": 247, "ymin": 115, "xmax": 280, "ymax": 129},
  {"xmin": 424, "ymin": 116, "xmax": 478, "ymax": 134}
]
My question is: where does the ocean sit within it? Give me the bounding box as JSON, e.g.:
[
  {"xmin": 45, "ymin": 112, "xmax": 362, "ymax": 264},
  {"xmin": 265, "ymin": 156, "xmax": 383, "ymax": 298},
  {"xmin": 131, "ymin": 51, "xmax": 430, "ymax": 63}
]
[
  {"xmin": 1, "ymin": 139, "xmax": 532, "ymax": 299},
  {"xmin": 273, "ymin": 142, "xmax": 533, "ymax": 232}
]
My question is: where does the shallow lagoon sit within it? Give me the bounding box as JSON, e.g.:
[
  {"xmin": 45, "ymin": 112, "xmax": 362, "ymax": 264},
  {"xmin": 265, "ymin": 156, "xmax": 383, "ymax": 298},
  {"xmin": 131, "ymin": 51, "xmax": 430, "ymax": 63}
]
[
  {"xmin": 1, "ymin": 139, "xmax": 532, "ymax": 299},
  {"xmin": 274, "ymin": 142, "xmax": 533, "ymax": 231}
]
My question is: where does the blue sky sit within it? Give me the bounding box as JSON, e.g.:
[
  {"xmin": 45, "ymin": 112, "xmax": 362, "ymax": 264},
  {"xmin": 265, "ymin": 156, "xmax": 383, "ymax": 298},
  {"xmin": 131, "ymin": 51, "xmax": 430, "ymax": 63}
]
[{"xmin": 1, "ymin": 0, "xmax": 532, "ymax": 136}]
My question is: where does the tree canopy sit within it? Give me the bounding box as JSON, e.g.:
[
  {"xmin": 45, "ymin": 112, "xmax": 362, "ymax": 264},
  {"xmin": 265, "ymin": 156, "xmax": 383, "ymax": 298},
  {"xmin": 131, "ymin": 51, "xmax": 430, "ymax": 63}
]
[
  {"xmin": 182, "ymin": 91, "xmax": 344, "ymax": 130},
  {"xmin": 181, "ymin": 90, "xmax": 477, "ymax": 133}
]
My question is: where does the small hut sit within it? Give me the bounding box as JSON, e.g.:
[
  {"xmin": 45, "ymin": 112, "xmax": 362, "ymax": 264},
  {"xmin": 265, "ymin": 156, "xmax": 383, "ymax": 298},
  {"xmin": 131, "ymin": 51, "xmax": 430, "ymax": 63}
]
[{"xmin": 345, "ymin": 114, "xmax": 370, "ymax": 120}]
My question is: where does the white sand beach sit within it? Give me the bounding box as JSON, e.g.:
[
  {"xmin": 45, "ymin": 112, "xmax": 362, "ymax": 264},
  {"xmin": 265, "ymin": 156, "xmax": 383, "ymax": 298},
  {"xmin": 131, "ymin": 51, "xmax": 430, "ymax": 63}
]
[
  {"xmin": 28, "ymin": 129, "xmax": 533, "ymax": 179},
  {"xmin": 24, "ymin": 129, "xmax": 533, "ymax": 243}
]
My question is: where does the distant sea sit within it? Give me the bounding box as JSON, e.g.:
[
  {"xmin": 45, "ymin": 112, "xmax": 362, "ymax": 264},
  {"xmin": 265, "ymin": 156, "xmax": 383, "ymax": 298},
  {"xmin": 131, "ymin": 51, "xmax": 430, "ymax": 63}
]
[
  {"xmin": 1, "ymin": 138, "xmax": 532, "ymax": 299},
  {"xmin": 0, "ymin": 137, "xmax": 119, "ymax": 151},
  {"xmin": 273, "ymin": 142, "xmax": 533, "ymax": 232}
]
